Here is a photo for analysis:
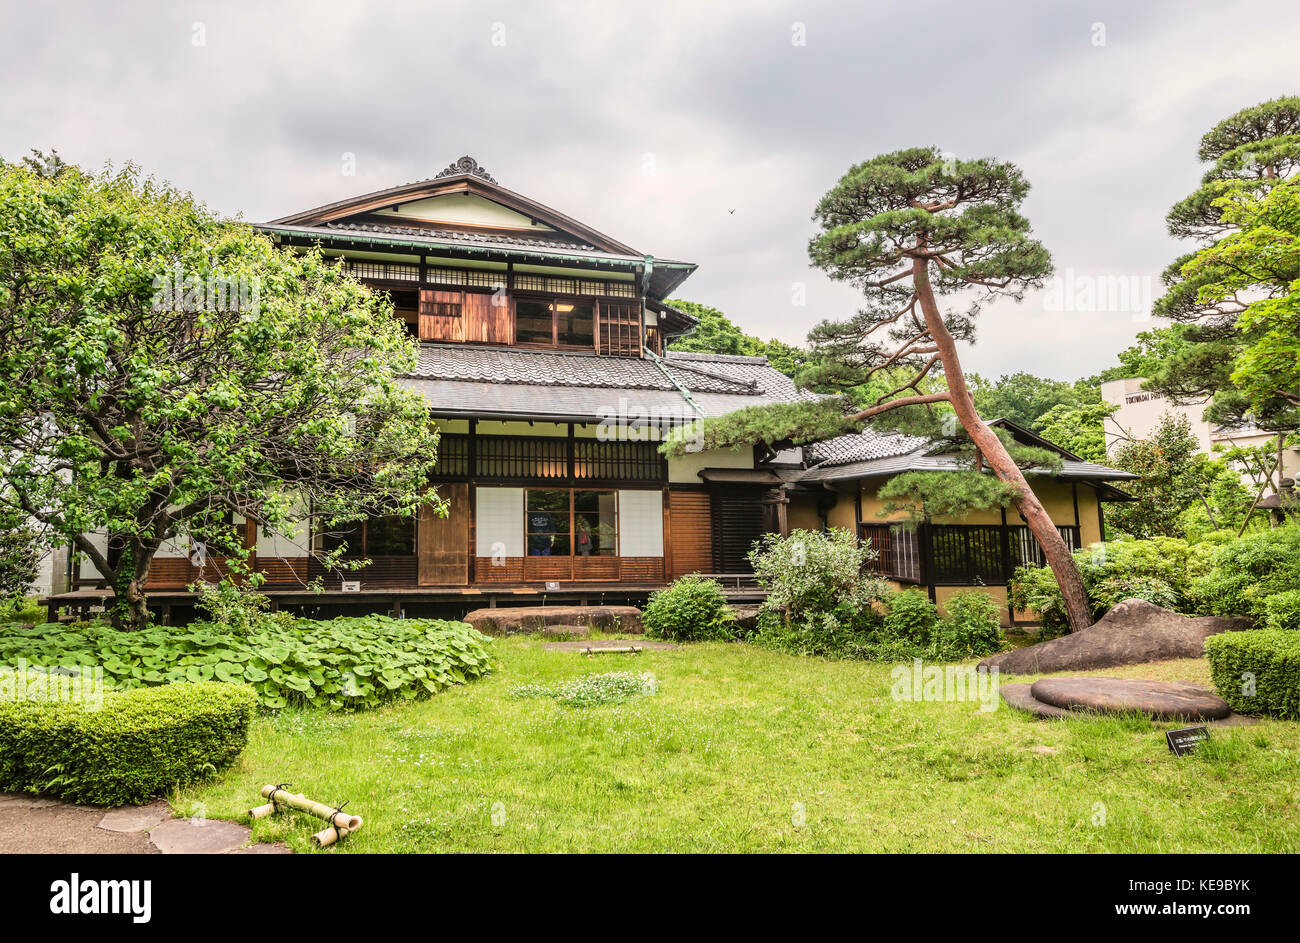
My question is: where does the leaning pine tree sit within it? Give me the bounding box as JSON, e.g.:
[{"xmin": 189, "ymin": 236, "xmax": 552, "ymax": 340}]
[{"xmin": 666, "ymin": 148, "xmax": 1095, "ymax": 632}]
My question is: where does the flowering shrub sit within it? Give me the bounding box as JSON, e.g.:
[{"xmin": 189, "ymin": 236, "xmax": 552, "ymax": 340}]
[
  {"xmin": 748, "ymin": 528, "xmax": 889, "ymax": 620},
  {"xmin": 508, "ymin": 671, "xmax": 658, "ymax": 707}
]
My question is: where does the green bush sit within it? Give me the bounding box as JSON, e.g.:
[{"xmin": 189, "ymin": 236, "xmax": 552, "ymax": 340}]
[
  {"xmin": 1204, "ymin": 629, "xmax": 1300, "ymax": 719},
  {"xmin": 748, "ymin": 528, "xmax": 888, "ymax": 621},
  {"xmin": 1189, "ymin": 526, "xmax": 1300, "ymax": 623},
  {"xmin": 643, "ymin": 574, "xmax": 734, "ymax": 641},
  {"xmin": 1264, "ymin": 590, "xmax": 1300, "ymax": 632},
  {"xmin": 0, "ymin": 681, "xmax": 256, "ymax": 805},
  {"xmin": 1008, "ymin": 526, "xmax": 1300, "ymax": 630},
  {"xmin": 884, "ymin": 589, "xmax": 939, "ymax": 642},
  {"xmin": 936, "ymin": 590, "xmax": 1006, "ymax": 659},
  {"xmin": 0, "ymin": 616, "xmax": 494, "ymax": 711}
]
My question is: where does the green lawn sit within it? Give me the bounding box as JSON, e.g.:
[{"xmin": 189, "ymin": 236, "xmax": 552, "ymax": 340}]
[{"xmin": 177, "ymin": 637, "xmax": 1300, "ymax": 853}]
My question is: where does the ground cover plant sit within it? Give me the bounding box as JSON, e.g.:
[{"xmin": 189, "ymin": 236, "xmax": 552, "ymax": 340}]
[
  {"xmin": 0, "ymin": 616, "xmax": 494, "ymax": 711},
  {"xmin": 508, "ymin": 671, "xmax": 659, "ymax": 707},
  {"xmin": 176, "ymin": 639, "xmax": 1299, "ymax": 853}
]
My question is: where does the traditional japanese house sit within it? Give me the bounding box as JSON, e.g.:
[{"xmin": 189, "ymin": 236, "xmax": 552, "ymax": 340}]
[{"xmin": 62, "ymin": 157, "xmax": 1136, "ymax": 624}]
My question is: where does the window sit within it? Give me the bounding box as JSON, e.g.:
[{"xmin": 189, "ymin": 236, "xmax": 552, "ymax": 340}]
[
  {"xmin": 526, "ymin": 489, "xmax": 570, "ymax": 555},
  {"xmin": 515, "ymin": 299, "xmax": 554, "ymax": 346},
  {"xmin": 387, "ymin": 289, "xmax": 420, "ymax": 337},
  {"xmin": 319, "ymin": 515, "xmax": 415, "ymax": 557},
  {"xmin": 514, "ymin": 298, "xmax": 596, "ymax": 348},
  {"xmin": 574, "ymin": 490, "xmax": 617, "ymax": 556}
]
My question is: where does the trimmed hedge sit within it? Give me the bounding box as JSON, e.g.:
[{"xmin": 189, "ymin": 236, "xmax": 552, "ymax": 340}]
[
  {"xmin": 643, "ymin": 575, "xmax": 734, "ymax": 641},
  {"xmin": 0, "ymin": 680, "xmax": 257, "ymax": 805},
  {"xmin": 1204, "ymin": 629, "xmax": 1300, "ymax": 720}
]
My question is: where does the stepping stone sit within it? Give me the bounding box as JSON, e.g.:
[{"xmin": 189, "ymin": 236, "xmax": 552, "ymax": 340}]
[
  {"xmin": 465, "ymin": 605, "xmax": 642, "ymax": 636},
  {"xmin": 148, "ymin": 818, "xmax": 251, "ymax": 854},
  {"xmin": 541, "ymin": 623, "xmax": 589, "ymax": 638},
  {"xmin": 0, "ymin": 793, "xmax": 61, "ymax": 809},
  {"xmin": 1000, "ymin": 683, "xmax": 1075, "ymax": 718},
  {"xmin": 98, "ymin": 800, "xmax": 171, "ymax": 833},
  {"xmin": 1031, "ymin": 677, "xmax": 1230, "ymax": 721}
]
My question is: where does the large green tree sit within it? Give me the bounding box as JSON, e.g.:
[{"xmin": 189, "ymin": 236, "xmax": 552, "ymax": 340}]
[
  {"xmin": 1149, "ymin": 96, "xmax": 1299, "ymax": 434},
  {"xmin": 0, "ymin": 162, "xmax": 441, "ymax": 628},
  {"xmin": 668, "ymin": 148, "xmax": 1096, "ymax": 632}
]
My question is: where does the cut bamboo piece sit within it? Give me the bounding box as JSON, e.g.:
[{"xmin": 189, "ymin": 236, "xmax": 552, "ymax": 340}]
[
  {"xmin": 248, "ymin": 802, "xmax": 277, "ymax": 819},
  {"xmin": 256, "ymin": 785, "xmax": 362, "ymax": 831},
  {"xmin": 312, "ymin": 817, "xmax": 364, "ymax": 848}
]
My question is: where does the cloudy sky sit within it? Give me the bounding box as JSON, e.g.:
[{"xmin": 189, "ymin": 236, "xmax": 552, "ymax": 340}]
[{"xmin": 3, "ymin": 1, "xmax": 1296, "ymax": 380}]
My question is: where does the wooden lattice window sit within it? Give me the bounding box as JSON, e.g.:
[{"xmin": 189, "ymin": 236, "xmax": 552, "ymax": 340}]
[
  {"xmin": 574, "ymin": 440, "xmax": 664, "ymax": 482},
  {"xmin": 599, "ymin": 301, "xmax": 641, "ymax": 356},
  {"xmin": 426, "ymin": 266, "xmax": 504, "ymax": 290},
  {"xmin": 345, "ymin": 260, "xmax": 419, "ymax": 282}
]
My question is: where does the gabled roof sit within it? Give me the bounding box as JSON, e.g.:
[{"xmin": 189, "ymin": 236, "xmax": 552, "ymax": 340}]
[
  {"xmin": 268, "ymin": 156, "xmax": 638, "ymax": 256},
  {"xmin": 398, "ymin": 346, "xmax": 810, "ymax": 424}
]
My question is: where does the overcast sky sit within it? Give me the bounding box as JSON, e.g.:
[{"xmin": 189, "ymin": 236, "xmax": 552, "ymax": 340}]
[{"xmin": 3, "ymin": 1, "xmax": 1297, "ymax": 380}]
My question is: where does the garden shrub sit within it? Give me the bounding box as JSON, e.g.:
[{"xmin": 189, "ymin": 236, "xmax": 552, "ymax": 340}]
[
  {"xmin": 748, "ymin": 527, "xmax": 888, "ymax": 621},
  {"xmin": 1008, "ymin": 526, "xmax": 1299, "ymax": 630},
  {"xmin": 0, "ymin": 681, "xmax": 256, "ymax": 805},
  {"xmin": 884, "ymin": 588, "xmax": 939, "ymax": 642},
  {"xmin": 1263, "ymin": 590, "xmax": 1300, "ymax": 632},
  {"xmin": 935, "ymin": 590, "xmax": 1006, "ymax": 659},
  {"xmin": 0, "ymin": 616, "xmax": 494, "ymax": 711},
  {"xmin": 1204, "ymin": 629, "xmax": 1299, "ymax": 719},
  {"xmin": 643, "ymin": 574, "xmax": 734, "ymax": 641},
  {"xmin": 1188, "ymin": 526, "xmax": 1300, "ymax": 624}
]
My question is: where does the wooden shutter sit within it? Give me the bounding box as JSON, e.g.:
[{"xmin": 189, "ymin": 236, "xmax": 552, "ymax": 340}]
[
  {"xmin": 418, "ymin": 482, "xmax": 469, "ymax": 586},
  {"xmin": 709, "ymin": 487, "xmax": 766, "ymax": 574},
  {"xmin": 667, "ymin": 489, "xmax": 712, "ymax": 578}
]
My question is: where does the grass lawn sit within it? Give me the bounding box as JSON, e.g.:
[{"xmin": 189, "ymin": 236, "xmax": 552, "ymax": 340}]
[{"xmin": 177, "ymin": 637, "xmax": 1300, "ymax": 853}]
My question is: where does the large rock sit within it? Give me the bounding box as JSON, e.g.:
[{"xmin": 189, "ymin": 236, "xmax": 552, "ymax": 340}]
[
  {"xmin": 728, "ymin": 605, "xmax": 762, "ymax": 632},
  {"xmin": 463, "ymin": 605, "xmax": 642, "ymax": 636},
  {"xmin": 980, "ymin": 598, "xmax": 1251, "ymax": 675}
]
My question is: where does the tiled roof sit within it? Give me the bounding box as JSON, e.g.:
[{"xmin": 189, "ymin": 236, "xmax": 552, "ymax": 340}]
[
  {"xmin": 399, "ymin": 346, "xmax": 811, "ymax": 422},
  {"xmin": 324, "ymin": 220, "xmax": 598, "ymax": 252},
  {"xmin": 409, "ymin": 345, "xmax": 759, "ymax": 395},
  {"xmin": 807, "ymin": 428, "xmax": 929, "ymax": 467}
]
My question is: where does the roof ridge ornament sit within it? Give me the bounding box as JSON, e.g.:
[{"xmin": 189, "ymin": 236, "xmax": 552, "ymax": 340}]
[{"xmin": 434, "ymin": 156, "xmax": 497, "ymax": 184}]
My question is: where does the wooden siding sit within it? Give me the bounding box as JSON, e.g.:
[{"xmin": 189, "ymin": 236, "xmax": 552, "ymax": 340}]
[
  {"xmin": 667, "ymin": 489, "xmax": 712, "ymax": 578},
  {"xmin": 418, "ymin": 482, "xmax": 469, "ymax": 585},
  {"xmin": 419, "ymin": 289, "xmax": 512, "ymax": 343}
]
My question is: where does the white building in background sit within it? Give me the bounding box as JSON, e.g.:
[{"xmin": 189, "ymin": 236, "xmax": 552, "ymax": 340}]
[{"xmin": 1101, "ymin": 377, "xmax": 1300, "ymax": 482}]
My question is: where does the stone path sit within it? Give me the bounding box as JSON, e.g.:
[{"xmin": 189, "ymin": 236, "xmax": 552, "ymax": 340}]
[
  {"xmin": 0, "ymin": 792, "xmax": 291, "ymax": 854},
  {"xmin": 1001, "ymin": 677, "xmax": 1255, "ymax": 725}
]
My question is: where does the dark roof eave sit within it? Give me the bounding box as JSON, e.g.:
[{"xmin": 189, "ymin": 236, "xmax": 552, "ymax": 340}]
[
  {"xmin": 427, "ymin": 406, "xmax": 694, "ymax": 426},
  {"xmin": 259, "ymin": 222, "xmax": 697, "ymax": 297}
]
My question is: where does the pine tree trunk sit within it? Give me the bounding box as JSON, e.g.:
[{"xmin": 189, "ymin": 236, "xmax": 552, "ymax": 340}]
[{"xmin": 912, "ymin": 259, "xmax": 1095, "ymax": 632}]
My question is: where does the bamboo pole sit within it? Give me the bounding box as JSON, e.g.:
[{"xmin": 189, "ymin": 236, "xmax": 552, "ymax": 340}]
[{"xmin": 250, "ymin": 785, "xmax": 363, "ymax": 831}]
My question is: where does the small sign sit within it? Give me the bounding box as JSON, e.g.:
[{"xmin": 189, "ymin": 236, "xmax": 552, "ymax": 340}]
[
  {"xmin": 340, "ymin": 580, "xmax": 361, "ymax": 593},
  {"xmin": 545, "ymin": 581, "xmax": 561, "ymax": 591},
  {"xmin": 1166, "ymin": 725, "xmax": 1210, "ymax": 757}
]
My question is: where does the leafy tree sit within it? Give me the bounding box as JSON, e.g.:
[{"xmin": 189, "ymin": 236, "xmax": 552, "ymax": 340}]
[
  {"xmin": 666, "ymin": 299, "xmax": 766, "ymax": 357},
  {"xmin": 1107, "ymin": 414, "xmax": 1213, "ymax": 538},
  {"xmin": 0, "ymin": 161, "xmax": 442, "ymax": 629},
  {"xmin": 968, "ymin": 372, "xmax": 1094, "ymax": 430},
  {"xmin": 1036, "ymin": 400, "xmax": 1118, "ymax": 463},
  {"xmin": 1148, "ymin": 96, "xmax": 1299, "ymax": 433},
  {"xmin": 0, "ymin": 501, "xmax": 44, "ymax": 600},
  {"xmin": 667, "ymin": 147, "xmax": 1097, "ymax": 632}
]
